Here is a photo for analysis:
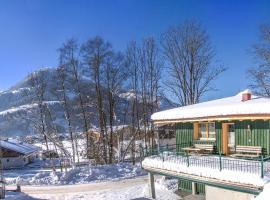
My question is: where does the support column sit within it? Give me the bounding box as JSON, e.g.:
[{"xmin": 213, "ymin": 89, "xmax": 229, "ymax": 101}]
[
  {"xmin": 148, "ymin": 172, "xmax": 156, "ymax": 199},
  {"xmin": 192, "ymin": 182, "xmax": 197, "ymax": 195}
]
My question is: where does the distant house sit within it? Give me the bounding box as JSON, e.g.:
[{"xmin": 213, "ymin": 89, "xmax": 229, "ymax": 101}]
[{"xmin": 0, "ymin": 139, "xmax": 40, "ymax": 169}]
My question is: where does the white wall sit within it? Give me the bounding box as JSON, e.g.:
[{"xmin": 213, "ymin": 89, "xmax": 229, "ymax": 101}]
[
  {"xmin": 205, "ymin": 185, "xmax": 255, "ymax": 200},
  {"xmin": 0, "ymin": 156, "xmax": 29, "ymax": 169}
]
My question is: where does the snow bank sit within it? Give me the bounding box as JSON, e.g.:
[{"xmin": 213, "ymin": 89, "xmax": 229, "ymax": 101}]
[
  {"xmin": 142, "ymin": 155, "xmax": 266, "ymax": 186},
  {"xmin": 255, "ymin": 182, "xmax": 270, "ymax": 200},
  {"xmin": 5, "ymin": 191, "xmax": 38, "ymax": 200},
  {"xmin": 9, "ymin": 163, "xmax": 146, "ymax": 186}
]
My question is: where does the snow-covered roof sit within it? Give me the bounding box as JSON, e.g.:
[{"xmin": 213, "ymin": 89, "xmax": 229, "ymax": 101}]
[
  {"xmin": 151, "ymin": 90, "xmax": 270, "ymax": 122},
  {"xmin": 0, "ymin": 139, "xmax": 40, "ymax": 155}
]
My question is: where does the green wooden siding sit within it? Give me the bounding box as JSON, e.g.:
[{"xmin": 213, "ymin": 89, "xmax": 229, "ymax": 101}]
[
  {"xmin": 175, "ymin": 123, "xmax": 194, "ymax": 152},
  {"xmin": 178, "ymin": 179, "xmax": 205, "ymax": 194},
  {"xmin": 215, "ymin": 122, "xmax": 222, "ymax": 154},
  {"xmin": 175, "ymin": 120, "xmax": 270, "ymax": 155},
  {"xmin": 234, "ymin": 120, "xmax": 270, "ymax": 155}
]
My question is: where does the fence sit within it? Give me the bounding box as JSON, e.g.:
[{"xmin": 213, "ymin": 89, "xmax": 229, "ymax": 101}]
[{"xmin": 140, "ymin": 143, "xmax": 270, "ymax": 178}]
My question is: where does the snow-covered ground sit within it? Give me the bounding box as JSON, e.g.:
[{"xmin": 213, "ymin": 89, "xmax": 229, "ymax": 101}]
[
  {"xmin": 5, "ymin": 191, "xmax": 37, "ymax": 200},
  {"xmin": 5, "ymin": 177, "xmax": 180, "ymax": 200},
  {"xmin": 4, "ymin": 162, "xmax": 146, "ymax": 186}
]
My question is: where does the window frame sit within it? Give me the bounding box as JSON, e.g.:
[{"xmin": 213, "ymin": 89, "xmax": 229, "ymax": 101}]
[{"xmin": 198, "ymin": 122, "xmax": 216, "ymax": 141}]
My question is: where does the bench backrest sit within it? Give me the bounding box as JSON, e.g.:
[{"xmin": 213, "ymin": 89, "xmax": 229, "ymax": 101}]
[
  {"xmin": 236, "ymin": 145, "xmax": 262, "ymax": 154},
  {"xmin": 194, "ymin": 144, "xmax": 214, "ymax": 151}
]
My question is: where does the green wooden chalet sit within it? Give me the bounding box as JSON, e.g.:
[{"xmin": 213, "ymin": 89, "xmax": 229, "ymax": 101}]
[{"xmin": 142, "ymin": 90, "xmax": 270, "ymax": 200}]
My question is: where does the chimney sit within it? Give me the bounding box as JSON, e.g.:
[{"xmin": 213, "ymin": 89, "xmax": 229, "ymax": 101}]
[{"xmin": 242, "ymin": 89, "xmax": 252, "ymax": 101}]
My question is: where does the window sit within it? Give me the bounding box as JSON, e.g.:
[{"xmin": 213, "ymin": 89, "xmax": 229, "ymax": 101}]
[
  {"xmin": 228, "ymin": 124, "xmax": 235, "ymax": 148},
  {"xmin": 200, "ymin": 123, "xmax": 207, "ymax": 138},
  {"xmin": 199, "ymin": 122, "xmax": 216, "ymax": 140},
  {"xmin": 208, "ymin": 123, "xmax": 216, "ymax": 139}
]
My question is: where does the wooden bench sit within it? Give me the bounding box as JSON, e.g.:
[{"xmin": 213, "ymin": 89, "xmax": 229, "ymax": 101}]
[
  {"xmin": 182, "ymin": 144, "xmax": 214, "ymax": 155},
  {"xmin": 182, "ymin": 147, "xmax": 203, "ymax": 154},
  {"xmin": 194, "ymin": 144, "xmax": 214, "ymax": 153},
  {"xmin": 231, "ymin": 145, "xmax": 262, "ymax": 158}
]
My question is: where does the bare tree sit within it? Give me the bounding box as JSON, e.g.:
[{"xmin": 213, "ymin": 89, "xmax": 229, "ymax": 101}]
[
  {"xmin": 248, "ymin": 23, "xmax": 270, "ymax": 96},
  {"xmin": 125, "ymin": 41, "xmax": 141, "ymax": 164},
  {"xmin": 103, "ymin": 52, "xmax": 125, "ymax": 163},
  {"xmin": 81, "ymin": 36, "xmax": 112, "ymax": 164},
  {"xmin": 139, "ymin": 38, "xmax": 162, "ymax": 148},
  {"xmin": 161, "ymin": 20, "xmax": 225, "ymax": 105},
  {"xmin": 54, "ymin": 65, "xmax": 77, "ymax": 163},
  {"xmin": 29, "ymin": 70, "xmax": 71, "ymax": 167},
  {"xmin": 58, "ymin": 39, "xmax": 92, "ymax": 159},
  {"xmin": 29, "ymin": 71, "xmax": 49, "ymax": 151},
  {"xmin": 123, "ymin": 38, "xmax": 162, "ymax": 163}
]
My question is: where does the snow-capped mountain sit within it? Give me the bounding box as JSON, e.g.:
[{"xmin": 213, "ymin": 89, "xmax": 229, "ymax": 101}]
[{"xmin": 0, "ymin": 67, "xmax": 175, "ymax": 137}]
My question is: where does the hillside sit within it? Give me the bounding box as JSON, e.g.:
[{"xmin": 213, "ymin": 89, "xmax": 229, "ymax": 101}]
[{"xmin": 0, "ymin": 67, "xmax": 175, "ymax": 137}]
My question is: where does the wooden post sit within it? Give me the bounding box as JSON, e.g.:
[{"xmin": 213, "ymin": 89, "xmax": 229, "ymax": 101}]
[
  {"xmin": 192, "ymin": 182, "xmax": 197, "ymax": 195},
  {"xmin": 193, "ymin": 122, "xmax": 199, "ymax": 140},
  {"xmin": 222, "ymin": 123, "xmax": 229, "ymax": 155},
  {"xmin": 148, "ymin": 172, "xmax": 156, "ymax": 199}
]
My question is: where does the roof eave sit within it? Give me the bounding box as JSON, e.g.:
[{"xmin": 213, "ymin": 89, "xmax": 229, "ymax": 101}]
[{"xmin": 152, "ymin": 114, "xmax": 270, "ymax": 125}]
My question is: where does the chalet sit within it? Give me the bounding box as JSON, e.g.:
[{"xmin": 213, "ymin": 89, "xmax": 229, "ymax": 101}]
[
  {"xmin": 142, "ymin": 90, "xmax": 270, "ymax": 200},
  {"xmin": 0, "ymin": 139, "xmax": 40, "ymax": 169}
]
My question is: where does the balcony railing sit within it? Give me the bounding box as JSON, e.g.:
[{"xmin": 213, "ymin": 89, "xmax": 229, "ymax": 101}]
[{"xmin": 140, "ymin": 143, "xmax": 270, "ymax": 179}]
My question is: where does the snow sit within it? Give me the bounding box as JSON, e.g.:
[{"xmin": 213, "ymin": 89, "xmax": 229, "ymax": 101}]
[
  {"xmin": 34, "ymin": 138, "xmax": 88, "ymax": 163},
  {"xmin": 142, "ymin": 154, "xmax": 269, "ymax": 187},
  {"xmin": 5, "ymin": 191, "xmax": 38, "ymax": 200},
  {"xmin": 255, "ymin": 182, "xmax": 270, "ymax": 200},
  {"xmin": 3, "ymin": 161, "xmax": 180, "ymax": 200},
  {"xmin": 6, "ymin": 177, "xmax": 180, "ymax": 200},
  {"xmin": 151, "ymin": 90, "xmax": 270, "ymax": 121},
  {"xmin": 5, "ymin": 163, "xmax": 147, "ymax": 186},
  {"xmin": 44, "ymin": 181, "xmax": 179, "ymax": 200},
  {"xmin": 0, "ymin": 104, "xmax": 38, "ymax": 116},
  {"xmin": 0, "ymin": 101, "xmax": 60, "ymax": 116},
  {"xmin": 119, "ymin": 91, "xmax": 138, "ymax": 100},
  {"xmin": 0, "ymin": 139, "xmax": 40, "ymax": 155}
]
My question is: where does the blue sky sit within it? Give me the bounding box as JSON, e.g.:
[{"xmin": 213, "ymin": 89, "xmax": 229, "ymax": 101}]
[{"xmin": 0, "ymin": 0, "xmax": 269, "ymax": 100}]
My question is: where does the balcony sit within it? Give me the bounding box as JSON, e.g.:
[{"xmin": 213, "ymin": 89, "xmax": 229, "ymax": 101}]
[{"xmin": 141, "ymin": 144, "xmax": 270, "ymax": 190}]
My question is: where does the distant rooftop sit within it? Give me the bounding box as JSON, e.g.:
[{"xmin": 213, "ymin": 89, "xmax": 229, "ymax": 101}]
[{"xmin": 0, "ymin": 139, "xmax": 40, "ymax": 155}]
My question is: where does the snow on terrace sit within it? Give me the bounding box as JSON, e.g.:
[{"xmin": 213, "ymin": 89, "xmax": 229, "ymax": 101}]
[
  {"xmin": 151, "ymin": 90, "xmax": 270, "ymax": 121},
  {"xmin": 142, "ymin": 154, "xmax": 270, "ymax": 187}
]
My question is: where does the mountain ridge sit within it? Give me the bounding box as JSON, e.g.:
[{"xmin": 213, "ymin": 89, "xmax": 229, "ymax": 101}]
[{"xmin": 0, "ymin": 67, "xmax": 175, "ymax": 137}]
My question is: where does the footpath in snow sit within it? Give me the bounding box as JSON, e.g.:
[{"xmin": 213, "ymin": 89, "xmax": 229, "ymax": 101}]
[{"xmin": 5, "ymin": 176, "xmax": 180, "ymax": 200}]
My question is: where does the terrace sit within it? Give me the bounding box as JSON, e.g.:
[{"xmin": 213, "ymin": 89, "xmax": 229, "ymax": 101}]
[{"xmin": 141, "ymin": 144, "xmax": 270, "ymax": 190}]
